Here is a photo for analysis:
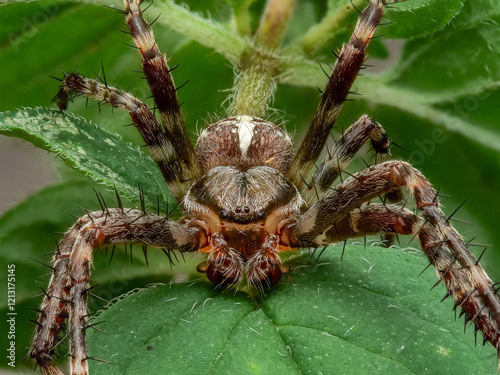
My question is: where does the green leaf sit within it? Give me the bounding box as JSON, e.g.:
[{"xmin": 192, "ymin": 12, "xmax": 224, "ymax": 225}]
[
  {"xmin": 451, "ymin": 0, "xmax": 500, "ymax": 29},
  {"xmin": 0, "ymin": 108, "xmax": 173, "ymax": 208},
  {"xmin": 388, "ymin": 2, "xmax": 500, "ymax": 100},
  {"xmin": 0, "ymin": 2, "xmax": 125, "ymax": 111},
  {"xmin": 0, "ymin": 1, "xmax": 74, "ymax": 46},
  {"xmin": 87, "ymin": 246, "xmax": 497, "ymax": 374},
  {"xmin": 383, "ymin": 0, "xmax": 464, "ymax": 39}
]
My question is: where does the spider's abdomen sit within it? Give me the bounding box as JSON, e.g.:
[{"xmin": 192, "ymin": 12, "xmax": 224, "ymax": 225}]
[{"xmin": 196, "ymin": 116, "xmax": 293, "ymax": 174}]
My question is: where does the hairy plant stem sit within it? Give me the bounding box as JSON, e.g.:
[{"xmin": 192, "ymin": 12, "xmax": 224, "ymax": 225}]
[
  {"xmin": 229, "ymin": 51, "xmax": 279, "ymax": 117},
  {"xmin": 356, "ymin": 76, "xmax": 500, "ymax": 153},
  {"xmin": 281, "ymin": 57, "xmax": 500, "ymax": 153},
  {"xmin": 230, "ymin": 0, "xmax": 297, "ymax": 117}
]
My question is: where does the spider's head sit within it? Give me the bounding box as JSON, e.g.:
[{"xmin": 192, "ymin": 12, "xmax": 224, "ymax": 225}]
[
  {"xmin": 183, "ymin": 165, "xmax": 303, "ymax": 233},
  {"xmin": 183, "ymin": 141, "xmax": 303, "ymax": 290}
]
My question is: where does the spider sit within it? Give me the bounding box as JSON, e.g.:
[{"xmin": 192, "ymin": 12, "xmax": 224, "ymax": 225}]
[{"xmin": 29, "ymin": 0, "xmax": 500, "ymax": 374}]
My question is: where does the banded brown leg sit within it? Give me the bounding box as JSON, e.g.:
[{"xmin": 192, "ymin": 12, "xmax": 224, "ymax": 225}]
[
  {"xmin": 124, "ymin": 0, "xmax": 202, "ymax": 194},
  {"xmin": 288, "ymin": 0, "xmax": 387, "ymax": 188},
  {"xmin": 29, "ymin": 208, "xmax": 205, "ymax": 375}
]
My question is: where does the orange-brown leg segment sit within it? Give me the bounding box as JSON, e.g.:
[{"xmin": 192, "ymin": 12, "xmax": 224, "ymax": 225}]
[{"xmin": 322, "ymin": 203, "xmax": 418, "ymax": 243}]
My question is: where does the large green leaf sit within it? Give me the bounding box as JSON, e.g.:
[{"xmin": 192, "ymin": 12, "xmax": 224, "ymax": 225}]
[
  {"xmin": 387, "ymin": 0, "xmax": 500, "ymax": 100},
  {"xmin": 87, "ymin": 246, "xmax": 497, "ymax": 374},
  {"xmin": 0, "ymin": 108, "xmax": 173, "ymax": 208},
  {"xmin": 383, "ymin": 0, "xmax": 464, "ymax": 39}
]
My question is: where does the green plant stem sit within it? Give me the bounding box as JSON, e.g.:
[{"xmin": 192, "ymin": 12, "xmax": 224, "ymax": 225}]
[
  {"xmin": 229, "ymin": 51, "xmax": 279, "ymax": 117},
  {"xmin": 285, "ymin": 0, "xmax": 365, "ymax": 55},
  {"xmin": 230, "ymin": 0, "xmax": 297, "ymax": 117},
  {"xmin": 154, "ymin": 0, "xmax": 247, "ymax": 65},
  {"xmin": 255, "ymin": 0, "xmax": 297, "ymax": 50},
  {"xmin": 357, "ymin": 76, "xmax": 500, "ymax": 153},
  {"xmin": 232, "ymin": 0, "xmax": 255, "ymax": 36}
]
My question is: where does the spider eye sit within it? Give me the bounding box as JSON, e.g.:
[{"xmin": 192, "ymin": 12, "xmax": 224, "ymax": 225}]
[
  {"xmin": 235, "ymin": 206, "xmax": 242, "ymax": 213},
  {"xmin": 243, "ymin": 206, "xmax": 250, "ymax": 213},
  {"xmin": 256, "ymin": 210, "xmax": 266, "ymax": 220},
  {"xmin": 219, "ymin": 210, "xmax": 229, "ymax": 219}
]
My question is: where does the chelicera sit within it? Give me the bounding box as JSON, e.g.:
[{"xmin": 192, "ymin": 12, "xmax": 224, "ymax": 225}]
[{"xmin": 29, "ymin": 0, "xmax": 500, "ymax": 374}]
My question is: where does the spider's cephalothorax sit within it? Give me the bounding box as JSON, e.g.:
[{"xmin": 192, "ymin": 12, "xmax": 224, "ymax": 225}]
[
  {"xmin": 29, "ymin": 1, "xmax": 500, "ymax": 374},
  {"xmin": 185, "ymin": 116, "xmax": 302, "ymax": 288}
]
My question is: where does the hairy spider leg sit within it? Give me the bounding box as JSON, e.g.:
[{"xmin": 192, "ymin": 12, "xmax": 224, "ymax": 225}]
[
  {"xmin": 322, "ymin": 203, "xmax": 419, "ymax": 243},
  {"xmin": 321, "ymin": 202, "xmax": 500, "ymax": 355},
  {"xmin": 282, "ymin": 160, "xmax": 500, "ymax": 354},
  {"xmin": 304, "ymin": 114, "xmax": 396, "ymax": 246},
  {"xmin": 288, "ymin": 0, "xmax": 386, "ymax": 189},
  {"xmin": 56, "ymin": 74, "xmax": 185, "ymax": 201},
  {"xmin": 124, "ymin": 0, "xmax": 202, "ymax": 193},
  {"xmin": 29, "ymin": 209, "xmax": 204, "ymax": 375},
  {"xmin": 302, "ymin": 114, "xmax": 390, "ymax": 203}
]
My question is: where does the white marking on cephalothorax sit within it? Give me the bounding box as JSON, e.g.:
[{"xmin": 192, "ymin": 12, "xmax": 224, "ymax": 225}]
[
  {"xmin": 235, "ymin": 115, "xmax": 256, "ymax": 155},
  {"xmin": 198, "ymin": 129, "xmax": 209, "ymax": 139}
]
